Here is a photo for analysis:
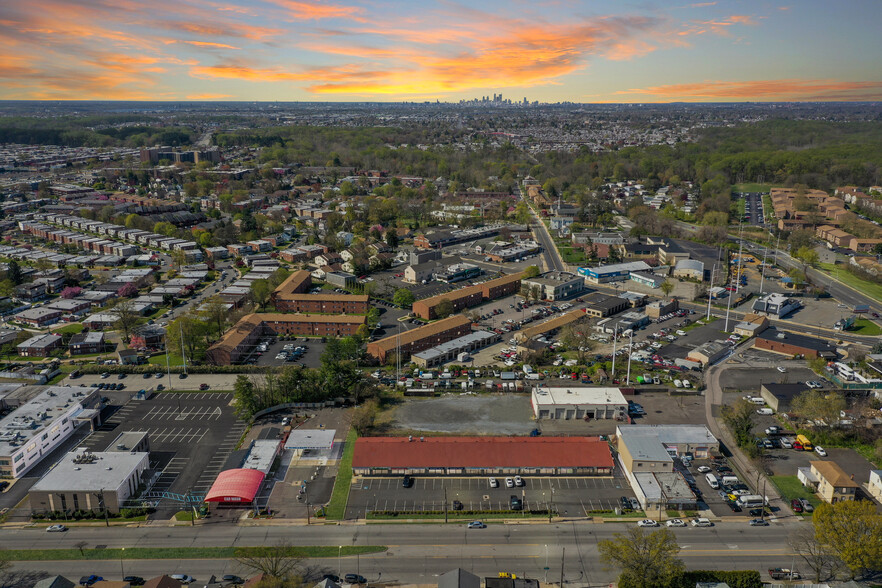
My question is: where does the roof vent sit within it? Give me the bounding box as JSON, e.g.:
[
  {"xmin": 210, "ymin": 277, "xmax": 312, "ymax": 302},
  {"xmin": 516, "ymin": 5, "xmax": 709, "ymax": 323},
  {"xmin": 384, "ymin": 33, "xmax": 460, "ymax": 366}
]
[
  {"xmin": 106, "ymin": 467, "xmax": 112, "ymax": 470},
  {"xmin": 73, "ymin": 467, "xmax": 80, "ymax": 471}
]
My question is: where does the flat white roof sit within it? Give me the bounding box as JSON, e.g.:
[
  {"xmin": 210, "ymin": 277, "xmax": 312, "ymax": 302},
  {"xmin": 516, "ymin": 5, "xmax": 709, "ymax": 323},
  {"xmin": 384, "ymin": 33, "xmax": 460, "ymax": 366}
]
[
  {"xmin": 242, "ymin": 439, "xmax": 280, "ymax": 474},
  {"xmin": 532, "ymin": 386, "xmax": 627, "ymax": 406},
  {"xmin": 616, "ymin": 424, "xmax": 718, "ymax": 446},
  {"xmin": 284, "ymin": 429, "xmax": 336, "ymax": 450},
  {"xmin": 31, "ymin": 450, "xmax": 147, "ymax": 492}
]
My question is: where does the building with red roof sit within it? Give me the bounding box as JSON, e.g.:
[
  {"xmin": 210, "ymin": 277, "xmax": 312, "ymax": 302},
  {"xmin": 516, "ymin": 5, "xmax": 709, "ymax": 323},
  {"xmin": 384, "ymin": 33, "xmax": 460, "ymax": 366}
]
[
  {"xmin": 352, "ymin": 436, "xmax": 613, "ymax": 476},
  {"xmin": 204, "ymin": 468, "xmax": 265, "ymax": 504}
]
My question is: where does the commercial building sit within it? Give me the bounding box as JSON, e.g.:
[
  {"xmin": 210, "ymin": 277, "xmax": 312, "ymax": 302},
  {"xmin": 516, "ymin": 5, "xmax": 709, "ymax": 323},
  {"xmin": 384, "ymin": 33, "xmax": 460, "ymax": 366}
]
[
  {"xmin": 799, "ymin": 461, "xmax": 858, "ymax": 504},
  {"xmin": 578, "ymin": 261, "xmax": 651, "ymax": 284},
  {"xmin": 207, "ymin": 313, "xmax": 368, "ymax": 365},
  {"xmin": 531, "ymin": 386, "xmax": 628, "ymax": 420},
  {"xmin": 204, "ymin": 468, "xmax": 266, "ymax": 506},
  {"xmin": 0, "ymin": 387, "xmax": 100, "ymax": 478},
  {"xmin": 411, "ymin": 331, "xmax": 500, "ymax": 368},
  {"xmin": 644, "ymin": 298, "xmax": 678, "ymax": 319},
  {"xmin": 732, "ymin": 313, "xmax": 769, "ymax": 337},
  {"xmin": 324, "ymin": 271, "xmax": 357, "ymax": 289},
  {"xmin": 352, "ymin": 436, "xmax": 614, "ymax": 476},
  {"xmin": 759, "ymin": 382, "xmax": 811, "ymax": 412},
  {"xmin": 412, "ymin": 273, "xmax": 522, "ymax": 320},
  {"xmin": 582, "ymin": 292, "xmax": 629, "ymax": 318},
  {"xmin": 366, "ymin": 315, "xmax": 472, "ymax": 364},
  {"xmin": 752, "ymin": 293, "xmax": 801, "ymax": 319},
  {"xmin": 521, "ymin": 271, "xmax": 584, "ymax": 301},
  {"xmin": 17, "ymin": 334, "xmax": 63, "ymax": 357},
  {"xmin": 629, "ymin": 271, "xmax": 666, "ymax": 289},
  {"xmin": 434, "ymin": 263, "xmax": 482, "ymax": 283},
  {"xmin": 754, "ymin": 328, "xmax": 838, "ymax": 359},
  {"xmin": 616, "ymin": 425, "xmax": 719, "ymax": 475},
  {"xmin": 595, "ymin": 311, "xmax": 649, "ymax": 334},
  {"xmin": 687, "ymin": 341, "xmax": 729, "ymax": 365},
  {"xmin": 29, "ymin": 448, "xmax": 149, "ymax": 514},
  {"xmin": 673, "ymin": 259, "xmax": 704, "ymax": 280},
  {"xmin": 404, "ymin": 262, "xmax": 437, "ymax": 284},
  {"xmin": 514, "ymin": 308, "xmax": 588, "ymax": 343}
]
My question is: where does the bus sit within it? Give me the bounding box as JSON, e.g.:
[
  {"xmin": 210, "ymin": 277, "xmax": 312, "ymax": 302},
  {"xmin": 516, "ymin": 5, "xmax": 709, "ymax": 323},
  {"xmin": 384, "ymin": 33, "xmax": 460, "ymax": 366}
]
[
  {"xmin": 737, "ymin": 494, "xmax": 766, "ymax": 509},
  {"xmin": 796, "ymin": 434, "xmax": 813, "ymax": 451}
]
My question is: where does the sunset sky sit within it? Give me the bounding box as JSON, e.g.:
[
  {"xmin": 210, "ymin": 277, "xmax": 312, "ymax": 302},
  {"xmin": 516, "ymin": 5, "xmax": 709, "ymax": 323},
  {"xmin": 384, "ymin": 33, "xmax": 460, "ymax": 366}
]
[{"xmin": 1, "ymin": 0, "xmax": 880, "ymax": 102}]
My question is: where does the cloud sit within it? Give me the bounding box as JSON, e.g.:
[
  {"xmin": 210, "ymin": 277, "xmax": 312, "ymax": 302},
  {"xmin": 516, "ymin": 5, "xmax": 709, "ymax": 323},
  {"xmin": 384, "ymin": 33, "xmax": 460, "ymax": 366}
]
[
  {"xmin": 691, "ymin": 2, "xmax": 717, "ymax": 6},
  {"xmin": 615, "ymin": 79, "xmax": 882, "ymax": 101},
  {"xmin": 178, "ymin": 40, "xmax": 242, "ymax": 50},
  {"xmin": 261, "ymin": 0, "xmax": 366, "ymax": 21}
]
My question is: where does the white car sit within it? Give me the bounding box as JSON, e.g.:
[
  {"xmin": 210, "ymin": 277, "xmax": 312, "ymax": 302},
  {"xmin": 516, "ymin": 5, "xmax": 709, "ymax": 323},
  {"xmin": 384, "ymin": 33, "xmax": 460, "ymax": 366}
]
[
  {"xmin": 46, "ymin": 524, "xmax": 67, "ymax": 532},
  {"xmin": 467, "ymin": 521, "xmax": 486, "ymax": 529},
  {"xmin": 489, "ymin": 478, "xmax": 499, "ymax": 488},
  {"xmin": 170, "ymin": 576, "xmax": 195, "ymax": 584},
  {"xmin": 637, "ymin": 519, "xmax": 659, "ymax": 527},
  {"xmin": 690, "ymin": 518, "xmax": 713, "ymax": 527},
  {"xmin": 514, "ymin": 475, "xmax": 524, "ymax": 487},
  {"xmin": 777, "ymin": 367, "xmax": 786, "ymax": 373},
  {"xmin": 505, "ymin": 477, "xmax": 514, "ymax": 488},
  {"xmin": 666, "ymin": 518, "xmax": 686, "ymax": 527},
  {"xmin": 815, "ymin": 446, "xmax": 827, "ymax": 457},
  {"xmin": 696, "ymin": 465, "xmax": 712, "ymax": 473}
]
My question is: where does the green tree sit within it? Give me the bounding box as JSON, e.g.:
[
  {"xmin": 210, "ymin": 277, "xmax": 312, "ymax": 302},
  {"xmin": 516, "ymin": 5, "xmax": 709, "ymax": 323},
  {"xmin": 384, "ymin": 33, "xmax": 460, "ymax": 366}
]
[
  {"xmin": 720, "ymin": 399, "xmax": 758, "ymax": 454},
  {"xmin": 523, "ymin": 265, "xmax": 541, "ymax": 278},
  {"xmin": 435, "ymin": 298, "xmax": 454, "ymax": 319},
  {"xmin": 559, "ymin": 323, "xmax": 593, "ymax": 363},
  {"xmin": 814, "ymin": 500, "xmax": 882, "ymax": 578},
  {"xmin": 233, "ymin": 375, "xmax": 260, "ymax": 419},
  {"xmin": 351, "ymin": 398, "xmax": 380, "ymax": 435},
  {"xmin": 393, "ymin": 288, "xmax": 416, "ymax": 308},
  {"xmin": 250, "ymin": 279, "xmax": 272, "ymax": 311},
  {"xmin": 385, "ymin": 230, "xmax": 398, "ymax": 248},
  {"xmin": 598, "ymin": 527, "xmax": 684, "ymax": 588},
  {"xmin": 660, "ymin": 280, "xmax": 675, "ymax": 298},
  {"xmin": 790, "ymin": 389, "xmax": 847, "ymax": 426},
  {"xmin": 794, "ymin": 246, "xmax": 820, "ymax": 268},
  {"xmin": 6, "ymin": 260, "xmax": 22, "ymax": 285}
]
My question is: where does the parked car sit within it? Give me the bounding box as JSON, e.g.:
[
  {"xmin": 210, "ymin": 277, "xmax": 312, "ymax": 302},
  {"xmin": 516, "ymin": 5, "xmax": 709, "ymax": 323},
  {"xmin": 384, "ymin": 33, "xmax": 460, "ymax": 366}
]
[
  {"xmin": 170, "ymin": 576, "xmax": 195, "ymax": 584},
  {"xmin": 489, "ymin": 477, "xmax": 498, "ymax": 488},
  {"xmin": 505, "ymin": 477, "xmax": 514, "ymax": 488},
  {"xmin": 402, "ymin": 475, "xmax": 413, "ymax": 488},
  {"xmin": 199, "ymin": 383, "xmax": 210, "ymax": 391},
  {"xmin": 514, "ymin": 475, "xmax": 524, "ymax": 487},
  {"xmin": 452, "ymin": 500, "xmax": 463, "ymax": 511},
  {"xmin": 800, "ymin": 499, "xmax": 814, "ymax": 513},
  {"xmin": 815, "ymin": 446, "xmax": 827, "ymax": 457},
  {"xmin": 791, "ymin": 499, "xmax": 804, "ymax": 513},
  {"xmin": 696, "ymin": 465, "xmax": 711, "ymax": 473},
  {"xmin": 691, "ymin": 518, "xmax": 713, "ymax": 527},
  {"xmin": 221, "ymin": 576, "xmax": 244, "ymax": 585},
  {"xmin": 749, "ymin": 518, "xmax": 769, "ymax": 526},
  {"xmin": 79, "ymin": 576, "xmax": 104, "ymax": 586},
  {"xmin": 344, "ymin": 575, "xmax": 367, "ymax": 584},
  {"xmin": 637, "ymin": 519, "xmax": 659, "ymax": 527},
  {"xmin": 123, "ymin": 578, "xmax": 145, "ymax": 586},
  {"xmin": 666, "ymin": 518, "xmax": 686, "ymax": 527}
]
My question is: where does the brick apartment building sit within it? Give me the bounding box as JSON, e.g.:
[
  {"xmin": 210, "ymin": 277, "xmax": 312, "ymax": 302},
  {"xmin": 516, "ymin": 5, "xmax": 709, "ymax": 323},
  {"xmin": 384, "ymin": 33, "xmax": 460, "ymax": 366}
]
[
  {"xmin": 411, "ymin": 273, "xmax": 523, "ymax": 320},
  {"xmin": 366, "ymin": 315, "xmax": 472, "ymax": 364}
]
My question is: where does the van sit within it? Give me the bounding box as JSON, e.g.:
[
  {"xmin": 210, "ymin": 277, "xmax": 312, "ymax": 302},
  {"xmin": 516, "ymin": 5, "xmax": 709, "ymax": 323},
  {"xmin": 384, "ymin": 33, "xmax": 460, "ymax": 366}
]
[
  {"xmin": 705, "ymin": 473, "xmax": 719, "ymax": 489},
  {"xmin": 721, "ymin": 475, "xmax": 739, "ymax": 486},
  {"xmin": 673, "ymin": 379, "xmax": 683, "ymax": 388},
  {"xmin": 756, "ymin": 408, "xmax": 774, "ymax": 415},
  {"xmin": 748, "ymin": 397, "xmax": 766, "ymax": 405},
  {"xmin": 526, "ymin": 372, "xmax": 540, "ymax": 380}
]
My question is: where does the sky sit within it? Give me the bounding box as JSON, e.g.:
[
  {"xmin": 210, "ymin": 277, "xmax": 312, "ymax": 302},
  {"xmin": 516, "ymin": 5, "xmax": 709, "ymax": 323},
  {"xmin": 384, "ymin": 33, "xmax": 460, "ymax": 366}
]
[{"xmin": 1, "ymin": 0, "xmax": 881, "ymax": 102}]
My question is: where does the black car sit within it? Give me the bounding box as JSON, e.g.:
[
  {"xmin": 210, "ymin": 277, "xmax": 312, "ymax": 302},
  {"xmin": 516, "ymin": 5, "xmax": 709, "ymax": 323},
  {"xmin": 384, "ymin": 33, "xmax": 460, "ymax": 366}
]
[
  {"xmin": 510, "ymin": 495, "xmax": 523, "ymax": 511},
  {"xmin": 221, "ymin": 576, "xmax": 244, "ymax": 585},
  {"xmin": 322, "ymin": 575, "xmax": 341, "ymax": 584},
  {"xmin": 179, "ymin": 373, "xmax": 188, "ymax": 379},
  {"xmin": 123, "ymin": 577, "xmax": 145, "ymax": 586},
  {"xmin": 452, "ymin": 500, "xmax": 463, "ymax": 511},
  {"xmin": 344, "ymin": 575, "xmax": 366, "ymax": 584},
  {"xmin": 402, "ymin": 475, "xmax": 413, "ymax": 488},
  {"xmin": 0, "ymin": 480, "xmax": 9, "ymax": 491},
  {"xmin": 749, "ymin": 508, "xmax": 766, "ymax": 517},
  {"xmin": 727, "ymin": 500, "xmax": 742, "ymax": 512}
]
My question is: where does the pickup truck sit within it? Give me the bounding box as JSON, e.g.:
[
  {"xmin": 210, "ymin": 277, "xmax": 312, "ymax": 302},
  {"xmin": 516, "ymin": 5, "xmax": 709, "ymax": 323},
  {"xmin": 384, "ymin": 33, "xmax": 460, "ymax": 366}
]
[{"xmin": 768, "ymin": 568, "xmax": 801, "ymax": 580}]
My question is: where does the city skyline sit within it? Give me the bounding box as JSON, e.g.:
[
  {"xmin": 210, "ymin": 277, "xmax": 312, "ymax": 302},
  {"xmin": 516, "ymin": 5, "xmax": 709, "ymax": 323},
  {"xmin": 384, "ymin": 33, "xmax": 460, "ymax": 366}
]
[{"xmin": 0, "ymin": 0, "xmax": 880, "ymax": 102}]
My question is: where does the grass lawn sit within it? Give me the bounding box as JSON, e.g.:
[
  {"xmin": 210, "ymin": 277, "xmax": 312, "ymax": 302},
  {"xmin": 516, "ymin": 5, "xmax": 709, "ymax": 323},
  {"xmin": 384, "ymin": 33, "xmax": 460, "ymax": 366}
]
[
  {"xmin": 325, "ymin": 427, "xmax": 356, "ymax": 520},
  {"xmin": 769, "ymin": 475, "xmax": 821, "ymax": 512},
  {"xmin": 850, "ymin": 318, "xmax": 882, "ymax": 336},
  {"xmin": 819, "ymin": 262, "xmax": 882, "ymax": 303},
  {"xmin": 147, "ymin": 353, "xmax": 186, "ymax": 367},
  {"xmin": 4, "ymin": 545, "xmax": 385, "ymax": 561},
  {"xmin": 54, "ymin": 323, "xmax": 83, "ymax": 335}
]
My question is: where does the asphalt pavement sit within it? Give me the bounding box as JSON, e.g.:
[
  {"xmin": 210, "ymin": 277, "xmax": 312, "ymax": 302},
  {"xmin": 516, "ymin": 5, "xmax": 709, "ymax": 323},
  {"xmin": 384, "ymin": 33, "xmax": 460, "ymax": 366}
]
[{"xmin": 3, "ymin": 521, "xmax": 803, "ymax": 585}]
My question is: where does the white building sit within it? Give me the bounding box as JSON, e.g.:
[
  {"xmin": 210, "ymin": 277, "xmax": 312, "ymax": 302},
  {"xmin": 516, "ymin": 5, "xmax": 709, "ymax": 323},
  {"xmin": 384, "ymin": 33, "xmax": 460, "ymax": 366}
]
[
  {"xmin": 29, "ymin": 448, "xmax": 149, "ymax": 513},
  {"xmin": 0, "ymin": 386, "xmax": 100, "ymax": 478},
  {"xmin": 531, "ymin": 386, "xmax": 628, "ymax": 420}
]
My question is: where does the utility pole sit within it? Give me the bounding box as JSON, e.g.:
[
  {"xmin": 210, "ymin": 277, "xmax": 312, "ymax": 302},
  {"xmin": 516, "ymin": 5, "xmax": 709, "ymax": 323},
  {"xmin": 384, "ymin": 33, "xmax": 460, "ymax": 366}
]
[
  {"xmin": 444, "ymin": 486, "xmax": 448, "ymax": 524},
  {"xmin": 734, "ymin": 222, "xmax": 745, "ymax": 294},
  {"xmin": 559, "ymin": 547, "xmax": 565, "ymax": 587},
  {"xmin": 773, "ymin": 233, "xmax": 781, "ymax": 267},
  {"xmin": 706, "ymin": 263, "xmax": 716, "ymax": 320},
  {"xmin": 610, "ymin": 325, "xmax": 618, "ymax": 381},
  {"xmin": 724, "ymin": 271, "xmax": 734, "ymax": 333},
  {"xmin": 759, "ymin": 245, "xmax": 767, "ymax": 294},
  {"xmin": 625, "ymin": 329, "xmax": 634, "ymax": 385}
]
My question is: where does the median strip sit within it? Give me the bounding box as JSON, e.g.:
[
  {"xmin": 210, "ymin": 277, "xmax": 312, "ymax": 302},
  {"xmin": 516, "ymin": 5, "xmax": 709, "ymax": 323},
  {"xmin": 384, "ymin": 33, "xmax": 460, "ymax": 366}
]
[{"xmin": 3, "ymin": 545, "xmax": 386, "ymax": 561}]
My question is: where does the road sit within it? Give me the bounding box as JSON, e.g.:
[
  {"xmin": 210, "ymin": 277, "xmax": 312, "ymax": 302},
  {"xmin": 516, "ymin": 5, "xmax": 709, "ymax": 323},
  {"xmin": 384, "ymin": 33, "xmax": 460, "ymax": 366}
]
[
  {"xmin": 4, "ymin": 521, "xmax": 803, "ymax": 585},
  {"xmin": 518, "ymin": 185, "xmax": 567, "ymax": 272}
]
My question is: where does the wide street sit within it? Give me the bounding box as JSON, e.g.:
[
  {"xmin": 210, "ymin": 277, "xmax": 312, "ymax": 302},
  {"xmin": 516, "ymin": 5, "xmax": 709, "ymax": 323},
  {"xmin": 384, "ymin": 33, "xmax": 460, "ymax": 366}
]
[{"xmin": 2, "ymin": 521, "xmax": 803, "ymax": 585}]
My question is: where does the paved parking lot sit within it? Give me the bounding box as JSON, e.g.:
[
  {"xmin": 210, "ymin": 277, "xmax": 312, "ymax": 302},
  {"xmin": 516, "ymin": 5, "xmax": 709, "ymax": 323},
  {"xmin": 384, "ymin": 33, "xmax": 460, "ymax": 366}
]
[
  {"xmin": 719, "ymin": 365, "xmax": 821, "ymax": 393},
  {"xmin": 80, "ymin": 392, "xmax": 246, "ymax": 516},
  {"xmin": 345, "ymin": 475, "xmax": 636, "ymax": 519}
]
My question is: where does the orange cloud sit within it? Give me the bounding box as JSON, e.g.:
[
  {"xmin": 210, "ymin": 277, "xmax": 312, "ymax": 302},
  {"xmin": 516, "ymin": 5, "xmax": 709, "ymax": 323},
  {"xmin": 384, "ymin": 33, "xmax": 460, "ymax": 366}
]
[
  {"xmin": 179, "ymin": 40, "xmax": 242, "ymax": 49},
  {"xmin": 615, "ymin": 79, "xmax": 882, "ymax": 101},
  {"xmin": 262, "ymin": 0, "xmax": 365, "ymax": 21}
]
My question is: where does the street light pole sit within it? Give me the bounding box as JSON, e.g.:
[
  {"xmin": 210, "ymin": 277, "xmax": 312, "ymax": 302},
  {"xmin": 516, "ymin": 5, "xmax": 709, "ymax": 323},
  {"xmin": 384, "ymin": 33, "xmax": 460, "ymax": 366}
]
[
  {"xmin": 338, "ymin": 545, "xmax": 342, "ymax": 578},
  {"xmin": 625, "ymin": 329, "xmax": 634, "ymax": 386},
  {"xmin": 120, "ymin": 547, "xmax": 125, "ymax": 580}
]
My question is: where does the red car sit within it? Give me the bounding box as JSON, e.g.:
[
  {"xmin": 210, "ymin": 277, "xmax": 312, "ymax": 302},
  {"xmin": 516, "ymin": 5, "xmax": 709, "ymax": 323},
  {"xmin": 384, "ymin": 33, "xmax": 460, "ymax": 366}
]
[
  {"xmin": 570, "ymin": 373, "xmax": 578, "ymax": 380},
  {"xmin": 791, "ymin": 499, "xmax": 803, "ymax": 513}
]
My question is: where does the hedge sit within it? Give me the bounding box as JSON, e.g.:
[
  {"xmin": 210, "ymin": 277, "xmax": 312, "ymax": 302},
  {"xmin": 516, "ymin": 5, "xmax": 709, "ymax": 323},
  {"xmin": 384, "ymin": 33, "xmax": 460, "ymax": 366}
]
[
  {"xmin": 369, "ymin": 509, "xmax": 553, "ymax": 517},
  {"xmin": 671, "ymin": 571, "xmax": 762, "ymax": 588}
]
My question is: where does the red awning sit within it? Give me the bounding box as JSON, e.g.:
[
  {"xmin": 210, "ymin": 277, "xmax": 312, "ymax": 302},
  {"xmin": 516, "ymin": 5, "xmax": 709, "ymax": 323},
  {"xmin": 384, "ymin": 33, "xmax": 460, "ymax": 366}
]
[{"xmin": 204, "ymin": 468, "xmax": 265, "ymax": 503}]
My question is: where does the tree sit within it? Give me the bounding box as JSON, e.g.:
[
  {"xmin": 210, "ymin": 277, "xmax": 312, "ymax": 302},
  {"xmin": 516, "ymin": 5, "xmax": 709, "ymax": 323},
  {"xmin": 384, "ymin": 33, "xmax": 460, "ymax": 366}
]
[
  {"xmin": 111, "ymin": 298, "xmax": 142, "ymax": 343},
  {"xmin": 199, "ymin": 296, "xmax": 230, "ymax": 340},
  {"xmin": 598, "ymin": 527, "xmax": 684, "ymax": 588},
  {"xmin": 385, "ymin": 230, "xmax": 398, "ymax": 248},
  {"xmin": 791, "ymin": 528, "xmax": 840, "ymax": 583},
  {"xmin": 60, "ymin": 286, "xmax": 82, "ymax": 299},
  {"xmin": 523, "ymin": 265, "xmax": 541, "ymax": 278},
  {"xmin": 351, "ymin": 398, "xmax": 380, "ymax": 435},
  {"xmin": 434, "ymin": 298, "xmax": 454, "ymax": 319},
  {"xmin": 814, "ymin": 500, "xmax": 882, "ymax": 578},
  {"xmin": 559, "ymin": 323, "xmax": 593, "ymax": 363},
  {"xmin": 393, "ymin": 288, "xmax": 415, "ymax": 308},
  {"xmin": 234, "ymin": 541, "xmax": 303, "ymax": 580},
  {"xmin": 116, "ymin": 282, "xmax": 138, "ymax": 298},
  {"xmin": 720, "ymin": 399, "xmax": 758, "ymax": 455},
  {"xmin": 794, "ymin": 246, "xmax": 820, "ymax": 268},
  {"xmin": 250, "ymin": 279, "xmax": 272, "ymax": 311},
  {"xmin": 6, "ymin": 260, "xmax": 22, "ymax": 285},
  {"xmin": 790, "ymin": 389, "xmax": 847, "ymax": 427},
  {"xmin": 660, "ymin": 280, "xmax": 675, "ymax": 298}
]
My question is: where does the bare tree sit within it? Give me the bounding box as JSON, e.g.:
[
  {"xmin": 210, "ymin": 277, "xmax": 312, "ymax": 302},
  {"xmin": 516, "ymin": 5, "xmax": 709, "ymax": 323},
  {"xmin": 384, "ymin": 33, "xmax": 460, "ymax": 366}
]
[
  {"xmin": 235, "ymin": 542, "xmax": 303, "ymax": 580},
  {"xmin": 790, "ymin": 528, "xmax": 840, "ymax": 583},
  {"xmin": 111, "ymin": 298, "xmax": 142, "ymax": 344}
]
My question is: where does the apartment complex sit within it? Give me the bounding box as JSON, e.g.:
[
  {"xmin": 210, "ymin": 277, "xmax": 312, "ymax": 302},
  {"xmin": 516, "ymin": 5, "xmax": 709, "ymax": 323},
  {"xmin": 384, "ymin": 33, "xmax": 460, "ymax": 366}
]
[
  {"xmin": 412, "ymin": 273, "xmax": 522, "ymax": 320},
  {"xmin": 366, "ymin": 315, "xmax": 472, "ymax": 364}
]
